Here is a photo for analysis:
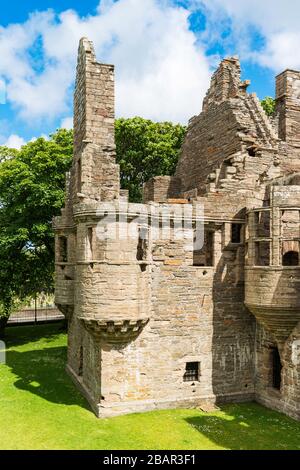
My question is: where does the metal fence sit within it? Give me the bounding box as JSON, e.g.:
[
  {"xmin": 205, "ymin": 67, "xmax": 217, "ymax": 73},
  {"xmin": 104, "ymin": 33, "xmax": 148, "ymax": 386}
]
[{"xmin": 8, "ymin": 307, "xmax": 64, "ymax": 325}]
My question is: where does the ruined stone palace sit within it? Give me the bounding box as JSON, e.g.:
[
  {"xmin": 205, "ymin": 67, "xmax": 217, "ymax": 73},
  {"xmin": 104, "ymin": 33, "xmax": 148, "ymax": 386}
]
[{"xmin": 54, "ymin": 38, "xmax": 300, "ymax": 420}]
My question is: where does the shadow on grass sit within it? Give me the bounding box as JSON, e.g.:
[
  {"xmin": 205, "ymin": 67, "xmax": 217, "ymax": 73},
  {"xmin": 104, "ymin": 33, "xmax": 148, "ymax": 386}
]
[
  {"xmin": 186, "ymin": 403, "xmax": 300, "ymax": 450},
  {"xmin": 5, "ymin": 323, "xmax": 66, "ymax": 348},
  {"xmin": 6, "ymin": 345, "xmax": 89, "ymax": 410}
]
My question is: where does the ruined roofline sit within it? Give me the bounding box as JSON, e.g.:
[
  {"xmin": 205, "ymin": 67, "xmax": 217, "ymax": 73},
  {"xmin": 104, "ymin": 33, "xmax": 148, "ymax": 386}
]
[
  {"xmin": 209, "ymin": 56, "xmax": 241, "ymax": 77},
  {"xmin": 219, "ymin": 55, "xmax": 239, "ymax": 63}
]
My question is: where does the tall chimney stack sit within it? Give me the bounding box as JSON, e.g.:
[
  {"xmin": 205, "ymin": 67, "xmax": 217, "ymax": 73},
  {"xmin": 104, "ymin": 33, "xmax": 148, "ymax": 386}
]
[{"xmin": 275, "ymin": 69, "xmax": 300, "ymax": 146}]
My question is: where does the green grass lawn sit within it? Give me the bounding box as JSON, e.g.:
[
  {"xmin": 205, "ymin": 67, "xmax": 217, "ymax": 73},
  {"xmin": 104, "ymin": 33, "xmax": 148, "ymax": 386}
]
[{"xmin": 0, "ymin": 323, "xmax": 300, "ymax": 450}]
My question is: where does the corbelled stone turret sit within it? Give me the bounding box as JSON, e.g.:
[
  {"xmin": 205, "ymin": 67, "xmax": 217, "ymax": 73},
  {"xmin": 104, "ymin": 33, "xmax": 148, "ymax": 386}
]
[{"xmin": 245, "ymin": 182, "xmax": 300, "ymax": 348}]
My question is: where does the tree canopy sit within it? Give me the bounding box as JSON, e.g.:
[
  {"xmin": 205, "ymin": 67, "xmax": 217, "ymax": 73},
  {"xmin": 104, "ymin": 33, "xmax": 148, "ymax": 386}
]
[
  {"xmin": 0, "ymin": 129, "xmax": 73, "ymax": 335},
  {"xmin": 260, "ymin": 97, "xmax": 276, "ymax": 116},
  {"xmin": 115, "ymin": 117, "xmax": 186, "ymax": 202}
]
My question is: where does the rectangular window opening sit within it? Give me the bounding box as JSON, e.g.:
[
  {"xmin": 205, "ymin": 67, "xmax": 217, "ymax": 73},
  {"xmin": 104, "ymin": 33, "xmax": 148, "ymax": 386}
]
[
  {"xmin": 193, "ymin": 230, "xmax": 214, "ymax": 266},
  {"xmin": 58, "ymin": 236, "xmax": 68, "ymax": 263},
  {"xmin": 255, "ymin": 241, "xmax": 270, "ymax": 266},
  {"xmin": 183, "ymin": 362, "xmax": 200, "ymax": 382},
  {"xmin": 231, "ymin": 223, "xmax": 242, "ymax": 244},
  {"xmin": 255, "ymin": 211, "xmax": 270, "ymax": 237}
]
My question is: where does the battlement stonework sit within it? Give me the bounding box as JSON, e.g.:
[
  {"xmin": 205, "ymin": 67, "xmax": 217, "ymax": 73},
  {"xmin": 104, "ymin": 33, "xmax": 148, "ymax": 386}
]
[{"xmin": 54, "ymin": 38, "xmax": 300, "ymax": 420}]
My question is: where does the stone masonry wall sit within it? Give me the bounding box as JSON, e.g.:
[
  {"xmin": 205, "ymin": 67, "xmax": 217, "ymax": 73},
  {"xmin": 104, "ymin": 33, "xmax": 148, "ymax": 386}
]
[
  {"xmin": 143, "ymin": 176, "xmax": 181, "ymax": 203},
  {"xmin": 94, "ymin": 214, "xmax": 255, "ymax": 416}
]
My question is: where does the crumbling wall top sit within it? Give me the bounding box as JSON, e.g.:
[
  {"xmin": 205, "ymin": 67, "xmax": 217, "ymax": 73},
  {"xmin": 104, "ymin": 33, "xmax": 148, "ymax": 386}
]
[
  {"xmin": 202, "ymin": 56, "xmax": 250, "ymax": 112},
  {"xmin": 74, "ymin": 37, "xmax": 115, "ymax": 153},
  {"xmin": 78, "ymin": 37, "xmax": 97, "ymax": 62}
]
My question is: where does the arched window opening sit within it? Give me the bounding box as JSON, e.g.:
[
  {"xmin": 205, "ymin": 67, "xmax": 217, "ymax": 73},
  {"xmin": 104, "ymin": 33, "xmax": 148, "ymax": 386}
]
[{"xmin": 282, "ymin": 250, "xmax": 299, "ymax": 266}]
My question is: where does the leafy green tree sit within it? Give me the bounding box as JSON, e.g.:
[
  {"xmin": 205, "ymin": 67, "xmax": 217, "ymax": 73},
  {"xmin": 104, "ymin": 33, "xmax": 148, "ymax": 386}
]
[
  {"xmin": 0, "ymin": 130, "xmax": 73, "ymax": 336},
  {"xmin": 261, "ymin": 97, "xmax": 276, "ymax": 116},
  {"xmin": 115, "ymin": 117, "xmax": 186, "ymax": 202},
  {"xmin": 0, "ymin": 146, "xmax": 19, "ymax": 163}
]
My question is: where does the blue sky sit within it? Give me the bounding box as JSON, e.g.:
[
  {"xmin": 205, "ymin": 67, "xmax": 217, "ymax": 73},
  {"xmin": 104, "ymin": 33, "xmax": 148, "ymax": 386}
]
[
  {"xmin": 0, "ymin": 1, "xmax": 100, "ymax": 25},
  {"xmin": 0, "ymin": 0, "xmax": 298, "ymax": 148}
]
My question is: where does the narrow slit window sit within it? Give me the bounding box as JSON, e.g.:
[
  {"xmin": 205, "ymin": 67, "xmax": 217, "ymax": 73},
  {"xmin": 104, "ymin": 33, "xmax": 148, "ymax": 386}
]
[
  {"xmin": 58, "ymin": 236, "xmax": 68, "ymax": 263},
  {"xmin": 77, "ymin": 158, "xmax": 82, "ymax": 193},
  {"xmin": 271, "ymin": 347, "xmax": 282, "ymax": 390},
  {"xmin": 79, "ymin": 346, "xmax": 83, "ymax": 377},
  {"xmin": 87, "ymin": 227, "xmax": 93, "ymax": 260},
  {"xmin": 136, "ymin": 229, "xmax": 147, "ymax": 261},
  {"xmin": 183, "ymin": 362, "xmax": 200, "ymax": 382},
  {"xmin": 231, "ymin": 223, "xmax": 242, "ymax": 243}
]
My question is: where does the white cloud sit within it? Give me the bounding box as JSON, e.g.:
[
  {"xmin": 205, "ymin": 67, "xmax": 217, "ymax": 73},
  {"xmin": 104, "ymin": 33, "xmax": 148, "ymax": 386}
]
[
  {"xmin": 60, "ymin": 116, "xmax": 73, "ymax": 129},
  {"xmin": 0, "ymin": 133, "xmax": 50, "ymax": 148},
  {"xmin": 2, "ymin": 0, "xmax": 300, "ymax": 129},
  {"xmin": 198, "ymin": 0, "xmax": 300, "ymax": 72},
  {"xmin": 0, "ymin": 78, "xmax": 6, "ymax": 104},
  {"xmin": 199, "ymin": 0, "xmax": 300, "ymax": 35},
  {"xmin": 3, "ymin": 134, "xmax": 26, "ymax": 149},
  {"xmin": 0, "ymin": 0, "xmax": 212, "ymax": 124}
]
